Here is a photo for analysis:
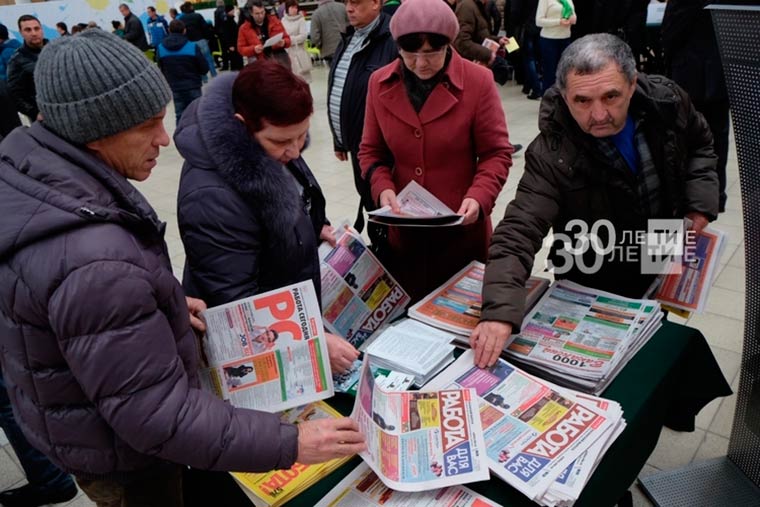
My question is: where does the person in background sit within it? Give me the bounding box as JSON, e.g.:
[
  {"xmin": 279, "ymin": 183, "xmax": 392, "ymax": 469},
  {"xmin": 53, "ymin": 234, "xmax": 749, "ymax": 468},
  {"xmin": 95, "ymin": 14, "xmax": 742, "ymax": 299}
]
[
  {"xmin": 112, "ymin": 20, "xmax": 125, "ymax": 38},
  {"xmin": 170, "ymin": 7, "xmax": 179, "ymax": 21},
  {"xmin": 512, "ymin": 0, "xmax": 541, "ymax": 99},
  {"xmin": 535, "ymin": 0, "xmax": 576, "ymax": 91},
  {"xmin": 180, "ymin": 1, "xmax": 218, "ymax": 78},
  {"xmin": 454, "ymin": 0, "xmax": 514, "ymax": 86},
  {"xmin": 147, "ymin": 6, "xmax": 170, "ymax": 48},
  {"xmin": 0, "ymin": 23, "xmax": 21, "ymax": 138},
  {"xmin": 119, "ymin": 3, "xmax": 150, "ymax": 50},
  {"xmin": 0, "ymin": 22, "xmax": 20, "ymax": 82},
  {"xmin": 56, "ymin": 22, "xmax": 69, "ymax": 36},
  {"xmin": 281, "ymin": 0, "xmax": 313, "ymax": 83},
  {"xmin": 157, "ymin": 20, "xmax": 209, "ymax": 125},
  {"xmin": 213, "ymin": 0, "xmax": 229, "ymax": 69},
  {"xmin": 175, "ymin": 60, "xmax": 358, "ymax": 374},
  {"xmin": 7, "ymin": 15, "xmax": 47, "ymax": 121},
  {"xmin": 383, "ymin": 0, "xmax": 401, "ymax": 16},
  {"xmin": 473, "ymin": 34, "xmax": 718, "ymax": 368},
  {"xmin": 327, "ymin": 0, "xmax": 396, "ymax": 240},
  {"xmin": 0, "ymin": 30, "xmax": 365, "ymax": 507},
  {"xmin": 486, "ymin": 0, "xmax": 502, "ymax": 35},
  {"xmin": 359, "ymin": 0, "xmax": 513, "ymax": 301},
  {"xmin": 220, "ymin": 3, "xmax": 244, "ymax": 70},
  {"xmin": 309, "ymin": 0, "xmax": 349, "ymax": 64},
  {"xmin": 238, "ymin": 0, "xmax": 291, "ymax": 67}
]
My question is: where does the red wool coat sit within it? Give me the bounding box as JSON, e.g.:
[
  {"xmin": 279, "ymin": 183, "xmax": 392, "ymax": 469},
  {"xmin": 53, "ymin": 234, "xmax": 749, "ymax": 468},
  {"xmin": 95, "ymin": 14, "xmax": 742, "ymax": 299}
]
[
  {"xmin": 359, "ymin": 50, "xmax": 512, "ymax": 301},
  {"xmin": 238, "ymin": 15, "xmax": 291, "ymax": 58}
]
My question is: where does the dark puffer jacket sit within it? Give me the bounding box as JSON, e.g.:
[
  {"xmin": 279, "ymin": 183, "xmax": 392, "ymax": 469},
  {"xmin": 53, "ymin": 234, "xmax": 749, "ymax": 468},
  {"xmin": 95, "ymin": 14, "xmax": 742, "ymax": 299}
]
[
  {"xmin": 176, "ymin": 73, "xmax": 328, "ymax": 308},
  {"xmin": 0, "ymin": 122, "xmax": 298, "ymax": 480},
  {"xmin": 6, "ymin": 41, "xmax": 44, "ymax": 119},
  {"xmin": 481, "ymin": 74, "xmax": 718, "ymax": 329}
]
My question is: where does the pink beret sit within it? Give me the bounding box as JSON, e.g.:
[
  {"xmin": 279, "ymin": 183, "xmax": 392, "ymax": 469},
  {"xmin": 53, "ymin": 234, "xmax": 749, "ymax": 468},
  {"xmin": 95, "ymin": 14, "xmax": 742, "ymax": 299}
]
[{"xmin": 389, "ymin": 0, "xmax": 460, "ymax": 42}]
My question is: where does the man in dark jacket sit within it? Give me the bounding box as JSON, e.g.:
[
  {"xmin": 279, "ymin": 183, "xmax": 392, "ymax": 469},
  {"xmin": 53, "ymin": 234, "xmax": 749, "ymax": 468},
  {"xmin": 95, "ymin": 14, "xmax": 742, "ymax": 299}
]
[
  {"xmin": 119, "ymin": 3, "xmax": 149, "ymax": 51},
  {"xmin": 0, "ymin": 23, "xmax": 22, "ymax": 139},
  {"xmin": 6, "ymin": 15, "xmax": 46, "ymax": 120},
  {"xmin": 327, "ymin": 0, "xmax": 396, "ymax": 236},
  {"xmin": 180, "ymin": 1, "xmax": 217, "ymax": 77},
  {"xmin": 158, "ymin": 20, "xmax": 209, "ymax": 125},
  {"xmin": 472, "ymin": 34, "xmax": 719, "ymax": 368},
  {"xmin": 0, "ymin": 29, "xmax": 364, "ymax": 505}
]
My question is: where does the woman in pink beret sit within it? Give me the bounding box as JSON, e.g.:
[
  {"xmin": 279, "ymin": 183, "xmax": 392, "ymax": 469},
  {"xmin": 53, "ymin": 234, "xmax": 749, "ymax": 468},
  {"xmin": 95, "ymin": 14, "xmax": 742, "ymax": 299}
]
[{"xmin": 359, "ymin": 0, "xmax": 515, "ymax": 301}]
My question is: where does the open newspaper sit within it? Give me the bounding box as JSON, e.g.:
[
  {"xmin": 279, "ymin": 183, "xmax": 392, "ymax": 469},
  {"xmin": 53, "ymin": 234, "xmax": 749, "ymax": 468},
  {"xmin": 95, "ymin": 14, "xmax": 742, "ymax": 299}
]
[
  {"xmin": 319, "ymin": 227, "xmax": 410, "ymax": 350},
  {"xmin": 409, "ymin": 261, "xmax": 550, "ymax": 341},
  {"xmin": 655, "ymin": 226, "xmax": 726, "ymax": 314},
  {"xmin": 199, "ymin": 281, "xmax": 333, "ymax": 412},
  {"xmin": 504, "ymin": 280, "xmax": 661, "ymax": 394},
  {"xmin": 233, "ymin": 401, "xmax": 351, "ymax": 507},
  {"xmin": 315, "ymin": 462, "xmax": 502, "ymax": 507},
  {"xmin": 426, "ymin": 351, "xmax": 625, "ymax": 505},
  {"xmin": 350, "ymin": 360, "xmax": 489, "ymax": 492},
  {"xmin": 334, "ymin": 359, "xmax": 416, "ymax": 396},
  {"xmin": 367, "ymin": 181, "xmax": 464, "ymax": 227}
]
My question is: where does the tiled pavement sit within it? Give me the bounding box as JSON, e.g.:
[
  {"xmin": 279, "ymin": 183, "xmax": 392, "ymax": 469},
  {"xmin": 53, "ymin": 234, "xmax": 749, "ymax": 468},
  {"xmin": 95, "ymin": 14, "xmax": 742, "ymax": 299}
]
[{"xmin": 0, "ymin": 64, "xmax": 745, "ymax": 506}]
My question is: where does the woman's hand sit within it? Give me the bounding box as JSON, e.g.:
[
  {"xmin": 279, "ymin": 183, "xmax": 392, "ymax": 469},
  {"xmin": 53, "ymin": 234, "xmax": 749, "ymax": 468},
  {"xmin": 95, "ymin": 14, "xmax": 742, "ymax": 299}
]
[
  {"xmin": 457, "ymin": 198, "xmax": 480, "ymax": 225},
  {"xmin": 560, "ymin": 18, "xmax": 572, "ymax": 26},
  {"xmin": 569, "ymin": 14, "xmax": 577, "ymax": 25},
  {"xmin": 470, "ymin": 320, "xmax": 512, "ymax": 368},
  {"xmin": 379, "ymin": 189, "xmax": 401, "ymax": 214},
  {"xmin": 320, "ymin": 224, "xmax": 337, "ymax": 247},
  {"xmin": 326, "ymin": 333, "xmax": 359, "ymax": 374}
]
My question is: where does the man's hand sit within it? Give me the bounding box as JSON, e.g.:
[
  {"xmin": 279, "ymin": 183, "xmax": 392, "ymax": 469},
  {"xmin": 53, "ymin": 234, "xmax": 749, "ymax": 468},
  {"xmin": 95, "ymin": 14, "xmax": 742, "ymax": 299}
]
[
  {"xmin": 379, "ymin": 189, "xmax": 401, "ymax": 214},
  {"xmin": 685, "ymin": 212, "xmax": 709, "ymax": 235},
  {"xmin": 320, "ymin": 224, "xmax": 337, "ymax": 247},
  {"xmin": 186, "ymin": 297, "xmax": 207, "ymax": 334},
  {"xmin": 457, "ymin": 198, "xmax": 480, "ymax": 225},
  {"xmin": 470, "ymin": 320, "xmax": 513, "ymax": 368},
  {"xmin": 326, "ymin": 333, "xmax": 359, "ymax": 374},
  {"xmin": 275, "ymin": 40, "xmax": 286, "ymax": 49},
  {"xmin": 498, "ymin": 36, "xmax": 510, "ymax": 46},
  {"xmin": 334, "ymin": 151, "xmax": 348, "ymax": 161},
  {"xmin": 254, "ymin": 44, "xmax": 264, "ymax": 54},
  {"xmin": 297, "ymin": 417, "xmax": 366, "ymax": 464}
]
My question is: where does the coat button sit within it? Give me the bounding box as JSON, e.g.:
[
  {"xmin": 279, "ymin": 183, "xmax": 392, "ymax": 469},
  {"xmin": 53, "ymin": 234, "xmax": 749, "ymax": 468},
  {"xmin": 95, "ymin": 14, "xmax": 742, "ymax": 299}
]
[
  {"xmin": 415, "ymin": 167, "xmax": 423, "ymax": 176},
  {"xmin": 414, "ymin": 129, "xmax": 422, "ymax": 138}
]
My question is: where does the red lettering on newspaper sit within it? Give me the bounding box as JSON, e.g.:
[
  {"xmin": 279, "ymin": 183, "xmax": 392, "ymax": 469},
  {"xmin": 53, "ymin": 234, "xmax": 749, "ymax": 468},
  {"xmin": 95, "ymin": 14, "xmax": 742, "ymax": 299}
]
[
  {"xmin": 524, "ymin": 404, "xmax": 598, "ymax": 459},
  {"xmin": 259, "ymin": 463, "xmax": 310, "ymax": 496},
  {"xmin": 253, "ymin": 290, "xmax": 304, "ymax": 340},
  {"xmin": 439, "ymin": 390, "xmax": 470, "ymax": 452}
]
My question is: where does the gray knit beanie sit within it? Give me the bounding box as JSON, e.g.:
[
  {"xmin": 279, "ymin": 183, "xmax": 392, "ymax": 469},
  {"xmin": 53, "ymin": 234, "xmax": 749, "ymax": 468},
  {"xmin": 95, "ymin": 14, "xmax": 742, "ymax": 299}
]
[{"xmin": 35, "ymin": 29, "xmax": 172, "ymax": 145}]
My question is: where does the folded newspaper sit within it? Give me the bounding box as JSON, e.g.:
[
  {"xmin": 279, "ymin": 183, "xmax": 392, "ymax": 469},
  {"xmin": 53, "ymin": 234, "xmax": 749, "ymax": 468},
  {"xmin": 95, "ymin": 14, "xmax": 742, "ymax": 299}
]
[
  {"xmin": 315, "ymin": 462, "xmax": 503, "ymax": 507},
  {"xmin": 367, "ymin": 181, "xmax": 464, "ymax": 227},
  {"xmin": 319, "ymin": 227, "xmax": 410, "ymax": 350},
  {"xmin": 409, "ymin": 261, "xmax": 550, "ymax": 342},
  {"xmin": 426, "ymin": 350, "xmax": 626, "ymax": 506},
  {"xmin": 504, "ymin": 280, "xmax": 662, "ymax": 394},
  {"xmin": 334, "ymin": 359, "xmax": 416, "ymax": 395},
  {"xmin": 198, "ymin": 280, "xmax": 334, "ymax": 412},
  {"xmin": 350, "ymin": 359, "xmax": 490, "ymax": 492},
  {"xmin": 232, "ymin": 401, "xmax": 351, "ymax": 507}
]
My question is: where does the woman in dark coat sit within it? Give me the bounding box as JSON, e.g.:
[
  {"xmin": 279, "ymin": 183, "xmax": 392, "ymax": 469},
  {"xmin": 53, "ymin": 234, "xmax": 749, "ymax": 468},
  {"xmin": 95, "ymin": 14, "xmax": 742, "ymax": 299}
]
[{"xmin": 175, "ymin": 60, "xmax": 358, "ymax": 373}]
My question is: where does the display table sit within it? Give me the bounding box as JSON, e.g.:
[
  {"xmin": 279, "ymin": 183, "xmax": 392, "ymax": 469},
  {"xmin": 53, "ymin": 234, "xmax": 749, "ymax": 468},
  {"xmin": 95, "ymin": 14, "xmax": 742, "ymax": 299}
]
[{"xmin": 184, "ymin": 321, "xmax": 732, "ymax": 507}]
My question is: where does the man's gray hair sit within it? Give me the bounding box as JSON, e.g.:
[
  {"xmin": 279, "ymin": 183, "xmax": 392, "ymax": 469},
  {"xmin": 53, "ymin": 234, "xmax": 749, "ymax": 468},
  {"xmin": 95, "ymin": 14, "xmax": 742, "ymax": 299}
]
[{"xmin": 556, "ymin": 34, "xmax": 637, "ymax": 91}]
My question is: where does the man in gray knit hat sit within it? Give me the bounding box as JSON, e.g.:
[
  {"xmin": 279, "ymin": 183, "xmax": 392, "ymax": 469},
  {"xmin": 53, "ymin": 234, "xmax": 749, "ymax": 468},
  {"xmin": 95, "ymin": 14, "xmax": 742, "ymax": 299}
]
[{"xmin": 0, "ymin": 28, "xmax": 364, "ymax": 507}]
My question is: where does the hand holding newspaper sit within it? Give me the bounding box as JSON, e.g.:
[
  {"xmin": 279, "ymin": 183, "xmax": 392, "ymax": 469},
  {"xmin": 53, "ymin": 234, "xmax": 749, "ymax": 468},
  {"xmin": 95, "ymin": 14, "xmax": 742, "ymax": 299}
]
[
  {"xmin": 350, "ymin": 360, "xmax": 489, "ymax": 492},
  {"xmin": 263, "ymin": 33, "xmax": 283, "ymax": 48},
  {"xmin": 198, "ymin": 281, "xmax": 334, "ymax": 413},
  {"xmin": 368, "ymin": 181, "xmax": 464, "ymax": 227}
]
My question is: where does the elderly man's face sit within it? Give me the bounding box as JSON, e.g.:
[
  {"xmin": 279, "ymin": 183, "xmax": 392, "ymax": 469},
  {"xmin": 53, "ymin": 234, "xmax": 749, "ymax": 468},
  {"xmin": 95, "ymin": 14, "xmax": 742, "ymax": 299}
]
[
  {"xmin": 563, "ymin": 63, "xmax": 637, "ymax": 138},
  {"xmin": 346, "ymin": 0, "xmax": 380, "ymax": 29},
  {"xmin": 86, "ymin": 110, "xmax": 170, "ymax": 181}
]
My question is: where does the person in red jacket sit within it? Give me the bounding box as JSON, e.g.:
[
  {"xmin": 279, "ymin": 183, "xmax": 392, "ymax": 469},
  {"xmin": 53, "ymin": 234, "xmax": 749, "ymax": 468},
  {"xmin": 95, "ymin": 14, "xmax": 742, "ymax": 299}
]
[
  {"xmin": 358, "ymin": 0, "xmax": 514, "ymax": 301},
  {"xmin": 238, "ymin": 0, "xmax": 291, "ymax": 67}
]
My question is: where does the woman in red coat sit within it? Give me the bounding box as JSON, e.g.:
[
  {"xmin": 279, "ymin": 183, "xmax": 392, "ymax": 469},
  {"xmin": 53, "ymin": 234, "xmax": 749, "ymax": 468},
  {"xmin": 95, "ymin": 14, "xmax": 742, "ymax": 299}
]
[{"xmin": 358, "ymin": 0, "xmax": 514, "ymax": 301}]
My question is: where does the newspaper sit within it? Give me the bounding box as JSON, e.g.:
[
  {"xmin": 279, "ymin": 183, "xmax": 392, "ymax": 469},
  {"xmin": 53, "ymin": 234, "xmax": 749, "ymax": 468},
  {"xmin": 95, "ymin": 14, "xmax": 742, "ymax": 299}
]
[
  {"xmin": 334, "ymin": 359, "xmax": 416, "ymax": 395},
  {"xmin": 426, "ymin": 350, "xmax": 622, "ymax": 502},
  {"xmin": 233, "ymin": 401, "xmax": 351, "ymax": 507},
  {"xmin": 350, "ymin": 360, "xmax": 489, "ymax": 492},
  {"xmin": 199, "ymin": 281, "xmax": 333, "ymax": 413},
  {"xmin": 263, "ymin": 32, "xmax": 283, "ymax": 48},
  {"xmin": 409, "ymin": 261, "xmax": 550, "ymax": 339},
  {"xmin": 655, "ymin": 226, "xmax": 726, "ymax": 314},
  {"xmin": 319, "ymin": 227, "xmax": 410, "ymax": 350},
  {"xmin": 315, "ymin": 462, "xmax": 502, "ymax": 507},
  {"xmin": 367, "ymin": 181, "xmax": 464, "ymax": 227}
]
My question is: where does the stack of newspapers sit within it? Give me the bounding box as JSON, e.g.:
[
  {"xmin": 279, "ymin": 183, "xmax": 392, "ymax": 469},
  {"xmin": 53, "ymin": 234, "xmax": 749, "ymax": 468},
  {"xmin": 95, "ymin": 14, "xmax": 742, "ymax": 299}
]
[
  {"xmin": 426, "ymin": 350, "xmax": 627, "ymax": 507},
  {"xmin": 364, "ymin": 319, "xmax": 457, "ymax": 387},
  {"xmin": 503, "ymin": 280, "xmax": 662, "ymax": 394}
]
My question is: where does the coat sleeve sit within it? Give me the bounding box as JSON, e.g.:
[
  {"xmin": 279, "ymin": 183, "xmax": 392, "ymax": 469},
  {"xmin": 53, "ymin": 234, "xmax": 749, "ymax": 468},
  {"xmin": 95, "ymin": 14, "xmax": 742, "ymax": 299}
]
[
  {"xmin": 310, "ymin": 13, "xmax": 322, "ymax": 48},
  {"xmin": 358, "ymin": 77, "xmax": 396, "ymax": 206},
  {"xmin": 454, "ymin": 4, "xmax": 493, "ymax": 63},
  {"xmin": 677, "ymin": 84, "xmax": 719, "ymax": 220},
  {"xmin": 536, "ymin": 0, "xmax": 561, "ymax": 27},
  {"xmin": 195, "ymin": 45, "xmax": 210, "ymax": 75},
  {"xmin": 290, "ymin": 19, "xmax": 308, "ymax": 45},
  {"xmin": 238, "ymin": 24, "xmax": 257, "ymax": 57},
  {"xmin": 464, "ymin": 70, "xmax": 512, "ymax": 217},
  {"xmin": 178, "ymin": 184, "xmax": 264, "ymax": 307},
  {"xmin": 6, "ymin": 56, "xmax": 37, "ymax": 119},
  {"xmin": 48, "ymin": 246, "xmax": 299, "ymax": 473},
  {"xmin": 481, "ymin": 145, "xmax": 561, "ymax": 330}
]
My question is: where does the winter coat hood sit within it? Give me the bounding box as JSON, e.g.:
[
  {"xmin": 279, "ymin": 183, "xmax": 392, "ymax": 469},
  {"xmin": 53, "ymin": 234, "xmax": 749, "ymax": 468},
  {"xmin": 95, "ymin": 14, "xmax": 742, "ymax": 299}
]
[{"xmin": 161, "ymin": 32, "xmax": 190, "ymax": 51}]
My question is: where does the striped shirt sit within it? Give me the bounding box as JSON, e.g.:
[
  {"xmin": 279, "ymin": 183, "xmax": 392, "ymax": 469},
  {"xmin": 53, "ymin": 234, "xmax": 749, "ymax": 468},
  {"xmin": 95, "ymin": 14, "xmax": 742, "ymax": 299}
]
[{"xmin": 328, "ymin": 15, "xmax": 381, "ymax": 147}]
